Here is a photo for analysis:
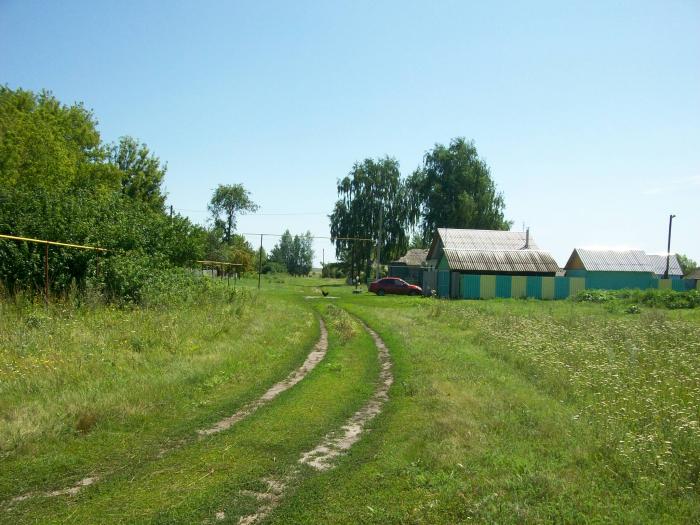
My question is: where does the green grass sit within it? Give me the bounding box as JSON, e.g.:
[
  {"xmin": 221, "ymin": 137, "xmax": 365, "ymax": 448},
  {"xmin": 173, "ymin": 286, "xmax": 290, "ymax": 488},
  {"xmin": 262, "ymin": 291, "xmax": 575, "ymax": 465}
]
[
  {"xmin": 0, "ymin": 284, "xmax": 318, "ymax": 500},
  {"xmin": 268, "ymin": 293, "xmax": 700, "ymax": 524},
  {"xmin": 2, "ymin": 276, "xmax": 699, "ymax": 523}
]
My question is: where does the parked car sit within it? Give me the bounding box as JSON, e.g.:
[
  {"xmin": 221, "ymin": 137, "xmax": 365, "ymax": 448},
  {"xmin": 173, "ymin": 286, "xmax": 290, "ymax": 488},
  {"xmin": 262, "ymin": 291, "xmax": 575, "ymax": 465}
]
[{"xmin": 369, "ymin": 277, "xmax": 422, "ymax": 296}]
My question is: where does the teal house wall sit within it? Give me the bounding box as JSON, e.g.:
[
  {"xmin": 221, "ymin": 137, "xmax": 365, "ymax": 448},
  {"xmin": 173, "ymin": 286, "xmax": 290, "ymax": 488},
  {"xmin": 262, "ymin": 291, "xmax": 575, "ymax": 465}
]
[{"xmin": 566, "ymin": 269, "xmax": 657, "ymax": 290}]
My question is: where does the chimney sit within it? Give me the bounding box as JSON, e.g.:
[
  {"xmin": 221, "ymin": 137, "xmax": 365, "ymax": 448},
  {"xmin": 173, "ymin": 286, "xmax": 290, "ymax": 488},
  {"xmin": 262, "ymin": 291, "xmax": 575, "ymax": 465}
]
[{"xmin": 525, "ymin": 227, "xmax": 530, "ymax": 249}]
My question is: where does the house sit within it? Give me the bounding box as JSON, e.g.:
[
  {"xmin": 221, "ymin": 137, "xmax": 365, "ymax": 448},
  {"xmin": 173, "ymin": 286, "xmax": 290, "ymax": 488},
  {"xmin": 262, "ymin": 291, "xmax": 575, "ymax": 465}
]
[
  {"xmin": 646, "ymin": 254, "xmax": 684, "ymax": 279},
  {"xmin": 564, "ymin": 249, "xmax": 657, "ymax": 290},
  {"xmin": 685, "ymin": 268, "xmax": 700, "ymax": 284},
  {"xmin": 427, "ymin": 228, "xmax": 559, "ymax": 276},
  {"xmin": 388, "ymin": 248, "xmax": 429, "ymax": 285}
]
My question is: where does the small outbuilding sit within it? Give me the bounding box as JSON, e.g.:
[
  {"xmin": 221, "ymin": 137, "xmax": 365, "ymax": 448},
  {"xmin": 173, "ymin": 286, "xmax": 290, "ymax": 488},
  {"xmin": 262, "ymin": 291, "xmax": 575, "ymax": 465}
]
[
  {"xmin": 388, "ymin": 248, "xmax": 429, "ymax": 285},
  {"xmin": 564, "ymin": 249, "xmax": 657, "ymax": 290}
]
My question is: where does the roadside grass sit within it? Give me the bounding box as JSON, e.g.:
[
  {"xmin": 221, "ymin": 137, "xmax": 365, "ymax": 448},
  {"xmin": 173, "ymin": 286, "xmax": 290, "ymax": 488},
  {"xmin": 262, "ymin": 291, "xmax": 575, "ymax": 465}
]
[
  {"xmin": 268, "ymin": 294, "xmax": 700, "ymax": 524},
  {"xmin": 2, "ymin": 300, "xmax": 380, "ymax": 524},
  {"xmin": 0, "ymin": 283, "xmax": 319, "ymax": 503},
  {"xmin": 4, "ymin": 273, "xmax": 698, "ymax": 524}
]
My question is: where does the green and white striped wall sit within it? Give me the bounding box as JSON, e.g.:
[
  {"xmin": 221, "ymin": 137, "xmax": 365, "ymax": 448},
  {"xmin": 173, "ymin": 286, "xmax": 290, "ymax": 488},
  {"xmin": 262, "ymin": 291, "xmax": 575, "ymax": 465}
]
[{"xmin": 429, "ymin": 271, "xmax": 699, "ymax": 299}]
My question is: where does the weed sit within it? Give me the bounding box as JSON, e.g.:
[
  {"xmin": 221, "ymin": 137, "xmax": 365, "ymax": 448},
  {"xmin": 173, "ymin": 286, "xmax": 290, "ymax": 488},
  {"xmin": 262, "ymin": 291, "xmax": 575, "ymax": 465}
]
[
  {"xmin": 325, "ymin": 304, "xmax": 357, "ymax": 343},
  {"xmin": 75, "ymin": 412, "xmax": 98, "ymax": 434}
]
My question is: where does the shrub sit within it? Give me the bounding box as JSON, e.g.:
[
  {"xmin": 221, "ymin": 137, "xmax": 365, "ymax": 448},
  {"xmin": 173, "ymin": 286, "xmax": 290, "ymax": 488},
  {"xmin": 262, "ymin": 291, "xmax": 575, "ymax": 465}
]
[{"xmin": 574, "ymin": 288, "xmax": 700, "ymax": 310}]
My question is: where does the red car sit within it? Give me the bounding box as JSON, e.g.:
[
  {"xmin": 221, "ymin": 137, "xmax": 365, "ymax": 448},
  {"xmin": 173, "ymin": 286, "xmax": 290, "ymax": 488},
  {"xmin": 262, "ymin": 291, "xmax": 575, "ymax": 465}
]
[{"xmin": 369, "ymin": 277, "xmax": 422, "ymax": 296}]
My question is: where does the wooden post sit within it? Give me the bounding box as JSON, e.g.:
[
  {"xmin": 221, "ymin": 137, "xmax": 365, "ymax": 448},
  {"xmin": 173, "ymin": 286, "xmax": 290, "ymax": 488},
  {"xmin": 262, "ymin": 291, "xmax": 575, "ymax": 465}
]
[
  {"xmin": 258, "ymin": 234, "xmax": 263, "ymax": 289},
  {"xmin": 44, "ymin": 243, "xmax": 49, "ymax": 304}
]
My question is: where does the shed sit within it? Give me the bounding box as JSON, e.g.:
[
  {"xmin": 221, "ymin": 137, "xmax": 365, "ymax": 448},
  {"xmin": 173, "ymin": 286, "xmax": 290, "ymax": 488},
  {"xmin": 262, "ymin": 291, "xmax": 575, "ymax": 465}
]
[
  {"xmin": 564, "ymin": 249, "xmax": 657, "ymax": 290},
  {"xmin": 685, "ymin": 268, "xmax": 700, "ymax": 282},
  {"xmin": 646, "ymin": 254, "xmax": 684, "ymax": 279},
  {"xmin": 427, "ymin": 228, "xmax": 559, "ymax": 276},
  {"xmin": 388, "ymin": 248, "xmax": 429, "ymax": 284}
]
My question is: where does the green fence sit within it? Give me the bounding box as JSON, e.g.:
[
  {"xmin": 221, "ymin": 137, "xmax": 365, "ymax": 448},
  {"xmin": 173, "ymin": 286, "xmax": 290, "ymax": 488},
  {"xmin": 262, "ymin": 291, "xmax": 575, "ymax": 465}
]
[{"xmin": 456, "ymin": 274, "xmax": 699, "ymax": 300}]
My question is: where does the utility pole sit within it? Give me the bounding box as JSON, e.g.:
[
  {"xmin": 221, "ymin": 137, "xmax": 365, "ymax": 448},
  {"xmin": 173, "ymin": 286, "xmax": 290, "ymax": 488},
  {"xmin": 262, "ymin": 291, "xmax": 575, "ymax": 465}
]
[
  {"xmin": 664, "ymin": 214, "xmax": 676, "ymax": 279},
  {"xmin": 376, "ymin": 204, "xmax": 383, "ymax": 281},
  {"xmin": 170, "ymin": 205, "xmax": 173, "ymax": 220},
  {"xmin": 322, "ymin": 248, "xmax": 325, "ymax": 276},
  {"xmin": 258, "ymin": 234, "xmax": 263, "ymax": 289},
  {"xmin": 352, "ymin": 242, "xmax": 357, "ymax": 290}
]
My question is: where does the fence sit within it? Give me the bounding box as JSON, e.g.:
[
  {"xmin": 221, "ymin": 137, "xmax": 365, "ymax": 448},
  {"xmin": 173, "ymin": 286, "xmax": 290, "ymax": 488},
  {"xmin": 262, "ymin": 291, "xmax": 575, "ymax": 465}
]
[{"xmin": 422, "ymin": 270, "xmax": 699, "ymax": 300}]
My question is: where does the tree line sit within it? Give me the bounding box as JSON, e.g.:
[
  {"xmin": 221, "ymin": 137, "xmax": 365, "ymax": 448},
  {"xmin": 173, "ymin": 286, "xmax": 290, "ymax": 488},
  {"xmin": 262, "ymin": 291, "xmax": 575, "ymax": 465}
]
[
  {"xmin": 329, "ymin": 137, "xmax": 511, "ymax": 278},
  {"xmin": 0, "ymin": 87, "xmax": 310, "ymax": 300}
]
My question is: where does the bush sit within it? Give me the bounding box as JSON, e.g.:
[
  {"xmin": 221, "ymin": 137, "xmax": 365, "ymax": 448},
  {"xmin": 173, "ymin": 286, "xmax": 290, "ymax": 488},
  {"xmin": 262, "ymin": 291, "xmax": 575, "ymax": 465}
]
[
  {"xmin": 322, "ymin": 262, "xmax": 346, "ymax": 278},
  {"xmin": 97, "ymin": 252, "xmax": 215, "ymax": 305},
  {"xmin": 261, "ymin": 261, "xmax": 287, "ymax": 274},
  {"xmin": 574, "ymin": 288, "xmax": 700, "ymax": 310}
]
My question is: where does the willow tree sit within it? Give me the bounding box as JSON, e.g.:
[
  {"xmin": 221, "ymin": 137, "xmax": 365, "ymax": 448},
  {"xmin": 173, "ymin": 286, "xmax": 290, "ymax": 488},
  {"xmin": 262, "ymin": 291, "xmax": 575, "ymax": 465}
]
[{"xmin": 329, "ymin": 157, "xmax": 416, "ymax": 279}]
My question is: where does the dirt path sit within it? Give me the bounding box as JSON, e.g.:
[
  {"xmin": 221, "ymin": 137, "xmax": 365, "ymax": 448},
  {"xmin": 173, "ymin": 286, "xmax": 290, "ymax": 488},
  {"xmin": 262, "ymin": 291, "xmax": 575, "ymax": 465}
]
[
  {"xmin": 5, "ymin": 318, "xmax": 329, "ymax": 506},
  {"xmin": 199, "ymin": 318, "xmax": 328, "ymax": 436},
  {"xmin": 230, "ymin": 316, "xmax": 393, "ymax": 525}
]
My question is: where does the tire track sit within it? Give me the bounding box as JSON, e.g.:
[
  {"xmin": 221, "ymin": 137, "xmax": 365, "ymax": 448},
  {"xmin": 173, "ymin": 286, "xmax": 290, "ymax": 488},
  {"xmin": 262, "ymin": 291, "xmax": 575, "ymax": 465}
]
[
  {"xmin": 199, "ymin": 318, "xmax": 328, "ymax": 436},
  {"xmin": 4, "ymin": 318, "xmax": 328, "ymax": 506},
  {"xmin": 230, "ymin": 316, "xmax": 392, "ymax": 525}
]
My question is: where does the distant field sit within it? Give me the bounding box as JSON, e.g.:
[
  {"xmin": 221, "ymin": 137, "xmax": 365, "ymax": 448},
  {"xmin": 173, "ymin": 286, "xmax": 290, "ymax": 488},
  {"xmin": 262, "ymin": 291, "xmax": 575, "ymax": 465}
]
[{"xmin": 1, "ymin": 277, "xmax": 698, "ymax": 523}]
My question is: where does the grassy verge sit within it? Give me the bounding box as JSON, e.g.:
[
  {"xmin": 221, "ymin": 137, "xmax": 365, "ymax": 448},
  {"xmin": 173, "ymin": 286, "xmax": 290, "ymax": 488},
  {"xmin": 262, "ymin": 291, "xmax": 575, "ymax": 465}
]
[
  {"xmin": 268, "ymin": 294, "xmax": 700, "ymax": 524},
  {"xmin": 2, "ymin": 300, "xmax": 380, "ymax": 524},
  {"xmin": 0, "ymin": 284, "xmax": 318, "ymax": 502}
]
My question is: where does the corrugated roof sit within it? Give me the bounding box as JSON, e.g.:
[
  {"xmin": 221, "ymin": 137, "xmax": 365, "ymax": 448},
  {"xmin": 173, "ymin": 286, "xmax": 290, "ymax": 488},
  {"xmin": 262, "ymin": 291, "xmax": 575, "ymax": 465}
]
[
  {"xmin": 393, "ymin": 249, "xmax": 429, "ymax": 267},
  {"xmin": 443, "ymin": 249, "xmax": 560, "ymax": 273},
  {"xmin": 569, "ymin": 249, "xmax": 655, "ymax": 273},
  {"xmin": 684, "ymin": 268, "xmax": 700, "ymax": 280},
  {"xmin": 436, "ymin": 228, "xmax": 538, "ymax": 251},
  {"xmin": 646, "ymin": 254, "xmax": 683, "ymax": 276}
]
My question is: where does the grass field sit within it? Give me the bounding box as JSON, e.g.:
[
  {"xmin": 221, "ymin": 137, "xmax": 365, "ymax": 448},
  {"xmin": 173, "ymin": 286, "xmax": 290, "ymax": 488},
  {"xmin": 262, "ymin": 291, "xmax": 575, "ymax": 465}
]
[{"xmin": 1, "ymin": 276, "xmax": 699, "ymax": 523}]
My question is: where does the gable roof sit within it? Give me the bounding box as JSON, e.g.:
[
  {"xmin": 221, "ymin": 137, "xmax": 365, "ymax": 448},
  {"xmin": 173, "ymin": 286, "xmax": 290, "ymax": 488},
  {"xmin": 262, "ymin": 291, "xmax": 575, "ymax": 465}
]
[
  {"xmin": 392, "ymin": 248, "xmax": 429, "ymax": 267},
  {"xmin": 428, "ymin": 228, "xmax": 537, "ymax": 260},
  {"xmin": 646, "ymin": 254, "xmax": 683, "ymax": 276},
  {"xmin": 685, "ymin": 268, "xmax": 700, "ymax": 280},
  {"xmin": 443, "ymin": 248, "xmax": 560, "ymax": 273},
  {"xmin": 565, "ymin": 249, "xmax": 655, "ymax": 273}
]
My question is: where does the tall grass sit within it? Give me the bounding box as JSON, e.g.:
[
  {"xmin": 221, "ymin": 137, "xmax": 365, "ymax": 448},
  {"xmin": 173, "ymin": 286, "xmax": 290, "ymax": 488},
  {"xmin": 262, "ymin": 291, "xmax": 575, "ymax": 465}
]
[
  {"xmin": 435, "ymin": 301, "xmax": 700, "ymax": 498},
  {"xmin": 0, "ymin": 280, "xmax": 318, "ymax": 501}
]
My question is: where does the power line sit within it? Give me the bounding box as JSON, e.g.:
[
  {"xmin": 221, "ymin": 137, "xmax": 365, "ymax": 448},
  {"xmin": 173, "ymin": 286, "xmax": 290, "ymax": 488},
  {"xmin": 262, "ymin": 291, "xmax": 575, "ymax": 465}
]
[
  {"xmin": 239, "ymin": 232, "xmax": 374, "ymax": 242},
  {"xmin": 173, "ymin": 207, "xmax": 329, "ymax": 216}
]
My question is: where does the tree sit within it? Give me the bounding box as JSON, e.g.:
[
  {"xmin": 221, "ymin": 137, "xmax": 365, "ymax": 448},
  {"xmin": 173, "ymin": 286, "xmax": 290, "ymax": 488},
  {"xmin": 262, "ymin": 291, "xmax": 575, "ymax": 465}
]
[
  {"xmin": 409, "ymin": 138, "xmax": 510, "ymax": 244},
  {"xmin": 408, "ymin": 233, "xmax": 428, "ymax": 250},
  {"xmin": 0, "ymin": 87, "xmax": 209, "ymax": 297},
  {"xmin": 108, "ymin": 136, "xmax": 167, "ymax": 211},
  {"xmin": 676, "ymin": 254, "xmax": 697, "ymax": 275},
  {"xmin": 330, "ymin": 157, "xmax": 416, "ymax": 278},
  {"xmin": 0, "ymin": 86, "xmax": 117, "ymax": 192},
  {"xmin": 270, "ymin": 230, "xmax": 314, "ymax": 276},
  {"xmin": 292, "ymin": 231, "xmax": 314, "ymax": 276},
  {"xmin": 208, "ymin": 184, "xmax": 258, "ymax": 243}
]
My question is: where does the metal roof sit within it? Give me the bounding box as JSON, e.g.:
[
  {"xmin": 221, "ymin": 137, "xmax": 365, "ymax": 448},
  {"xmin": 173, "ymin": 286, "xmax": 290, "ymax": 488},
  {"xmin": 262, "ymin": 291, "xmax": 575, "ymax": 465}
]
[
  {"xmin": 568, "ymin": 249, "xmax": 655, "ymax": 273},
  {"xmin": 392, "ymin": 249, "xmax": 429, "ymax": 267},
  {"xmin": 443, "ymin": 249, "xmax": 560, "ymax": 273},
  {"xmin": 436, "ymin": 228, "xmax": 538, "ymax": 251},
  {"xmin": 646, "ymin": 254, "xmax": 683, "ymax": 276}
]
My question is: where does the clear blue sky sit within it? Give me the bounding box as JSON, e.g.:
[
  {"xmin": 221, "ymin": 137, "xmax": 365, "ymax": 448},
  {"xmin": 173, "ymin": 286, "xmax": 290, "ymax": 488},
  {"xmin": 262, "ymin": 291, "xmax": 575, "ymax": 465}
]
[{"xmin": 2, "ymin": 0, "xmax": 699, "ymax": 266}]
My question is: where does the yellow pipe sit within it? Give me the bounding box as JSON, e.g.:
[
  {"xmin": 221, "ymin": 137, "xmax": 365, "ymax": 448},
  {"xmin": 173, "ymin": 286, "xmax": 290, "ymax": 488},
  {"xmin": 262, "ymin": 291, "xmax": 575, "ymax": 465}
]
[
  {"xmin": 196, "ymin": 260, "xmax": 243, "ymax": 266},
  {"xmin": 0, "ymin": 233, "xmax": 108, "ymax": 252}
]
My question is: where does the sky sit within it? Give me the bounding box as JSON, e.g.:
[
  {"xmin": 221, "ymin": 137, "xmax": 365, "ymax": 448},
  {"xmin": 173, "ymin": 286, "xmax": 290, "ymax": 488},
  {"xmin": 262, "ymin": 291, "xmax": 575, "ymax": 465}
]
[{"xmin": 1, "ymin": 0, "xmax": 699, "ymax": 266}]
